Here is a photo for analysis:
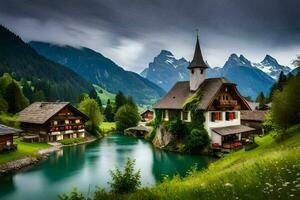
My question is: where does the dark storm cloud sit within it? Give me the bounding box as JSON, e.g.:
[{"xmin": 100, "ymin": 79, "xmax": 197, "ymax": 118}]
[{"xmin": 0, "ymin": 0, "xmax": 299, "ymax": 70}]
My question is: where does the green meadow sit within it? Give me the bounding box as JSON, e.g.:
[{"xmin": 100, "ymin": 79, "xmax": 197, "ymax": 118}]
[{"xmin": 119, "ymin": 131, "xmax": 300, "ymax": 199}]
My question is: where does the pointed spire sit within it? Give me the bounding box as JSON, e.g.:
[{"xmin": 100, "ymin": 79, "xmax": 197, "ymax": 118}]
[{"xmin": 188, "ymin": 34, "xmax": 208, "ymax": 69}]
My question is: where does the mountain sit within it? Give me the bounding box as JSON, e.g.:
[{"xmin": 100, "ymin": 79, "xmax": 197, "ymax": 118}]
[
  {"xmin": 141, "ymin": 51, "xmax": 278, "ymax": 100},
  {"xmin": 29, "ymin": 41, "xmax": 165, "ymax": 105},
  {"xmin": 140, "ymin": 50, "xmax": 189, "ymax": 91},
  {"xmin": 210, "ymin": 54, "xmax": 275, "ymax": 99},
  {"xmin": 291, "ymin": 67, "xmax": 300, "ymax": 76},
  {"xmin": 251, "ymin": 55, "xmax": 291, "ymax": 79},
  {"xmin": 0, "ymin": 25, "xmax": 93, "ymax": 103}
]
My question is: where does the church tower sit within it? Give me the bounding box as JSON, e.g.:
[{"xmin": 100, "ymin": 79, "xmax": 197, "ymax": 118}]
[{"xmin": 188, "ymin": 35, "xmax": 208, "ymax": 91}]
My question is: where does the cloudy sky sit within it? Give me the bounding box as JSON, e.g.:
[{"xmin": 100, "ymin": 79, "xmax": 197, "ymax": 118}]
[{"xmin": 0, "ymin": 0, "xmax": 299, "ymax": 72}]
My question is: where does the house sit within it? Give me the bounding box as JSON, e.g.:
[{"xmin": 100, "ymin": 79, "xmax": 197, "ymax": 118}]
[
  {"xmin": 0, "ymin": 124, "xmax": 21, "ymax": 152},
  {"xmin": 140, "ymin": 109, "xmax": 154, "ymax": 122},
  {"xmin": 153, "ymin": 36, "xmax": 256, "ymax": 149},
  {"xmin": 241, "ymin": 110, "xmax": 267, "ymax": 135},
  {"xmin": 19, "ymin": 102, "xmax": 89, "ymax": 142}
]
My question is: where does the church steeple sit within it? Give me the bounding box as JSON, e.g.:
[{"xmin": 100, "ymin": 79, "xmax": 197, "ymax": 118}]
[
  {"xmin": 188, "ymin": 35, "xmax": 208, "ymax": 91},
  {"xmin": 188, "ymin": 35, "xmax": 208, "ymax": 69}
]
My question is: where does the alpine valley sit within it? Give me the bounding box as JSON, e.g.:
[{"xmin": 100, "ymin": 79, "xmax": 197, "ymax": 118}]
[
  {"xmin": 29, "ymin": 41, "xmax": 165, "ymax": 105},
  {"xmin": 141, "ymin": 50, "xmax": 293, "ymax": 100}
]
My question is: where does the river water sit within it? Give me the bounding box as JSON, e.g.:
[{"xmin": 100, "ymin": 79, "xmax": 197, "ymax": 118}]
[{"xmin": 0, "ymin": 134, "xmax": 213, "ymax": 200}]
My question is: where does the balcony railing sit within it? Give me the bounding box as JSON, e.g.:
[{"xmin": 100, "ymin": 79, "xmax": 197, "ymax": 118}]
[{"xmin": 217, "ymin": 100, "xmax": 238, "ymax": 108}]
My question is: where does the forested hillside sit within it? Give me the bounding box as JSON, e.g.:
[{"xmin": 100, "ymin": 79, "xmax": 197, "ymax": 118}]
[{"xmin": 0, "ymin": 25, "xmax": 93, "ymax": 103}]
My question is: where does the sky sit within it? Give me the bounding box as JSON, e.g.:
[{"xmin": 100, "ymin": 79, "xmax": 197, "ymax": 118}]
[{"xmin": 0, "ymin": 0, "xmax": 299, "ymax": 72}]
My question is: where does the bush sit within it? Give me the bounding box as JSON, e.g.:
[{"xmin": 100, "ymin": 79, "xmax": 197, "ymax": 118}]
[
  {"xmin": 58, "ymin": 188, "xmax": 85, "ymax": 200},
  {"xmin": 59, "ymin": 138, "xmax": 84, "ymax": 145},
  {"xmin": 167, "ymin": 118, "xmax": 187, "ymax": 138},
  {"xmin": 262, "ymin": 112, "xmax": 273, "ymax": 134},
  {"xmin": 185, "ymin": 128, "xmax": 210, "ymax": 152},
  {"xmin": 78, "ymin": 98, "xmax": 103, "ymax": 137},
  {"xmin": 115, "ymin": 104, "xmax": 140, "ymax": 131},
  {"xmin": 109, "ymin": 158, "xmax": 141, "ymax": 194}
]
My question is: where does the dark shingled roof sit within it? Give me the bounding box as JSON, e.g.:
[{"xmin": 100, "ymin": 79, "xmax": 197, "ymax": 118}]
[
  {"xmin": 0, "ymin": 124, "xmax": 22, "ymax": 135},
  {"xmin": 241, "ymin": 110, "xmax": 267, "ymax": 122},
  {"xmin": 212, "ymin": 125, "xmax": 256, "ymax": 136},
  {"xmin": 19, "ymin": 102, "xmax": 88, "ymax": 124},
  {"xmin": 188, "ymin": 36, "xmax": 208, "ymax": 69},
  {"xmin": 153, "ymin": 77, "xmax": 233, "ymax": 110}
]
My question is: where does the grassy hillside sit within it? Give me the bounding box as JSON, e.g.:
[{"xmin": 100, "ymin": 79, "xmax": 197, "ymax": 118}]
[
  {"xmin": 93, "ymin": 84, "xmax": 115, "ymax": 106},
  {"xmin": 122, "ymin": 131, "xmax": 300, "ymax": 199}
]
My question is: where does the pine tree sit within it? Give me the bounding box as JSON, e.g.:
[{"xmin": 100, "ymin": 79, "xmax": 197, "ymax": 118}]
[
  {"xmin": 89, "ymin": 88, "xmax": 102, "ymax": 108},
  {"xmin": 22, "ymin": 81, "xmax": 34, "ymax": 103},
  {"xmin": 256, "ymin": 91, "xmax": 266, "ymax": 110},
  {"xmin": 4, "ymin": 80, "xmax": 29, "ymax": 113},
  {"xmin": 115, "ymin": 91, "xmax": 127, "ymax": 112},
  {"xmin": 104, "ymin": 99, "xmax": 114, "ymax": 122}
]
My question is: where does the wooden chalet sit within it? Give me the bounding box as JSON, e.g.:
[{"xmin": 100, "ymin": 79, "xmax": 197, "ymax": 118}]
[
  {"xmin": 241, "ymin": 110, "xmax": 267, "ymax": 134},
  {"xmin": 0, "ymin": 124, "xmax": 21, "ymax": 152},
  {"xmin": 19, "ymin": 102, "xmax": 89, "ymax": 142},
  {"xmin": 140, "ymin": 109, "xmax": 154, "ymax": 122}
]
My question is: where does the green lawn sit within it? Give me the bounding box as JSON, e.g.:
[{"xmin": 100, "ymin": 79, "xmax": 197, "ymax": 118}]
[
  {"xmin": 121, "ymin": 132, "xmax": 300, "ymax": 199},
  {"xmin": 93, "ymin": 84, "xmax": 115, "ymax": 106},
  {"xmin": 100, "ymin": 122, "xmax": 116, "ymax": 134},
  {"xmin": 0, "ymin": 138, "xmax": 51, "ymax": 164}
]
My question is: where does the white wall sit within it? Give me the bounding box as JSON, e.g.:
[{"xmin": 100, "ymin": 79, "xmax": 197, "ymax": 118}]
[
  {"xmin": 204, "ymin": 111, "xmax": 241, "ymax": 144},
  {"xmin": 189, "ymin": 68, "xmax": 206, "ymax": 91}
]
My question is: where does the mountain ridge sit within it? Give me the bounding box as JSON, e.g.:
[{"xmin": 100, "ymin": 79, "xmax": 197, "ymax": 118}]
[{"xmin": 29, "ymin": 41, "xmax": 165, "ymax": 105}]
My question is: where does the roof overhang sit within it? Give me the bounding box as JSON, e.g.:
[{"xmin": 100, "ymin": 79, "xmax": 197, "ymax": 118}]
[{"xmin": 212, "ymin": 125, "xmax": 256, "ymax": 136}]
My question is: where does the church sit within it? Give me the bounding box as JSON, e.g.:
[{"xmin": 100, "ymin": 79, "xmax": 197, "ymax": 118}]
[{"xmin": 153, "ymin": 36, "xmax": 256, "ymax": 150}]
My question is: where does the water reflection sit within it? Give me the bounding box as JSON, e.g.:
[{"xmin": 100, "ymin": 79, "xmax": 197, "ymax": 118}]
[{"xmin": 0, "ymin": 133, "xmax": 213, "ymax": 200}]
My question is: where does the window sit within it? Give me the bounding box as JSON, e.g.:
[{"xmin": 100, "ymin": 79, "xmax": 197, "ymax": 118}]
[
  {"xmin": 226, "ymin": 112, "xmax": 236, "ymax": 121},
  {"xmin": 53, "ymin": 121, "xmax": 58, "ymax": 125},
  {"xmin": 65, "ymin": 120, "xmax": 69, "ymax": 124},
  {"xmin": 211, "ymin": 112, "xmax": 222, "ymax": 122},
  {"xmin": 191, "ymin": 69, "xmax": 194, "ymax": 74},
  {"xmin": 201, "ymin": 69, "xmax": 204, "ymax": 74},
  {"xmin": 182, "ymin": 112, "xmax": 189, "ymax": 121},
  {"xmin": 226, "ymin": 96, "xmax": 229, "ymax": 100},
  {"xmin": 75, "ymin": 119, "xmax": 81, "ymax": 124}
]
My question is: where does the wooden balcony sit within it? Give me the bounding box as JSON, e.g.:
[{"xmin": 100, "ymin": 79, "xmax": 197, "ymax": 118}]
[{"xmin": 217, "ymin": 100, "xmax": 238, "ymax": 108}]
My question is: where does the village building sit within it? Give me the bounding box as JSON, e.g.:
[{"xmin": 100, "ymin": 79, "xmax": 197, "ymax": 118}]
[
  {"xmin": 0, "ymin": 124, "xmax": 21, "ymax": 152},
  {"xmin": 153, "ymin": 36, "xmax": 256, "ymax": 150},
  {"xmin": 19, "ymin": 102, "xmax": 88, "ymax": 142},
  {"xmin": 140, "ymin": 109, "xmax": 154, "ymax": 122},
  {"xmin": 241, "ymin": 110, "xmax": 267, "ymax": 135}
]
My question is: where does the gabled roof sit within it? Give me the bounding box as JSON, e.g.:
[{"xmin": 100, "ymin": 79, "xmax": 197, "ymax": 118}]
[
  {"xmin": 0, "ymin": 124, "xmax": 22, "ymax": 135},
  {"xmin": 19, "ymin": 102, "xmax": 88, "ymax": 124},
  {"xmin": 241, "ymin": 110, "xmax": 267, "ymax": 122},
  {"xmin": 140, "ymin": 109, "xmax": 153, "ymax": 116},
  {"xmin": 153, "ymin": 78, "xmax": 234, "ymax": 110},
  {"xmin": 188, "ymin": 36, "xmax": 208, "ymax": 69}
]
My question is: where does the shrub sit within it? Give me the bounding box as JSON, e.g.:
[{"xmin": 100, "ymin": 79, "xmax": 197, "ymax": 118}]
[
  {"xmin": 167, "ymin": 118, "xmax": 187, "ymax": 138},
  {"xmin": 58, "ymin": 188, "xmax": 85, "ymax": 200},
  {"xmin": 59, "ymin": 138, "xmax": 84, "ymax": 145},
  {"xmin": 115, "ymin": 104, "xmax": 140, "ymax": 131},
  {"xmin": 78, "ymin": 98, "xmax": 103, "ymax": 137},
  {"xmin": 109, "ymin": 158, "xmax": 141, "ymax": 194},
  {"xmin": 262, "ymin": 112, "xmax": 273, "ymax": 134},
  {"xmin": 185, "ymin": 128, "xmax": 210, "ymax": 152}
]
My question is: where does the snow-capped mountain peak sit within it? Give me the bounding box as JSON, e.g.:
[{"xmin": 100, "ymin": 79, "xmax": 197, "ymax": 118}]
[{"xmin": 252, "ymin": 55, "xmax": 291, "ymax": 80}]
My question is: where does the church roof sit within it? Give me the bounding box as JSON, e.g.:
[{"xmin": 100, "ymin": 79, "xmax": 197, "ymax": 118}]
[
  {"xmin": 188, "ymin": 36, "xmax": 208, "ymax": 69},
  {"xmin": 153, "ymin": 78, "xmax": 234, "ymax": 110}
]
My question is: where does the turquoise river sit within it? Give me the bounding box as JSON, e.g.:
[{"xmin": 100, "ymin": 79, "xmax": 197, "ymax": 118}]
[{"xmin": 0, "ymin": 134, "xmax": 213, "ymax": 200}]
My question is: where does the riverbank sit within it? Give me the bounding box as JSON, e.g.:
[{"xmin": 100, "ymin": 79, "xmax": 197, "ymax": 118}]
[
  {"xmin": 121, "ymin": 132, "xmax": 300, "ymax": 199},
  {"xmin": 0, "ymin": 135, "xmax": 96, "ymax": 176}
]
